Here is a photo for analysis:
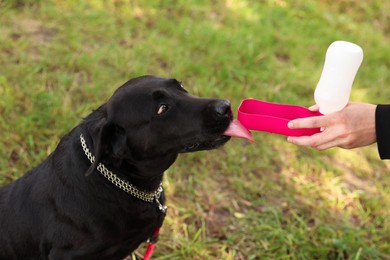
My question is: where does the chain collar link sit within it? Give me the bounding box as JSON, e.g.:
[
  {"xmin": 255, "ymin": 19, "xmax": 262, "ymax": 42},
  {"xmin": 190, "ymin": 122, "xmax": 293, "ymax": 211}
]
[{"xmin": 80, "ymin": 134, "xmax": 167, "ymax": 213}]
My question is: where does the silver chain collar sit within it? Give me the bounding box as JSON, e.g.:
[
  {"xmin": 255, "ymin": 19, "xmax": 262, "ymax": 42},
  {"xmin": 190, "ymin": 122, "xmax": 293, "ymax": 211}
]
[{"xmin": 80, "ymin": 134, "xmax": 167, "ymax": 213}]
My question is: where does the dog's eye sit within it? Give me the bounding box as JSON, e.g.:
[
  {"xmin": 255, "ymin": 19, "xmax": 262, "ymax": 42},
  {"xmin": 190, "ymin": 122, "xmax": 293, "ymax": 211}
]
[{"xmin": 157, "ymin": 104, "xmax": 168, "ymax": 115}]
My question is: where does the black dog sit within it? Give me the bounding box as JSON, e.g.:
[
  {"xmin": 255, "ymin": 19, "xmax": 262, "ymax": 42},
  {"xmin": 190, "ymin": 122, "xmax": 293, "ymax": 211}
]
[{"xmin": 0, "ymin": 76, "xmax": 232, "ymax": 259}]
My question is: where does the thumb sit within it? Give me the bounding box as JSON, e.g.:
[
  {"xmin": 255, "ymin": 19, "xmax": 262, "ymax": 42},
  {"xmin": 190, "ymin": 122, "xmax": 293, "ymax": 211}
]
[{"xmin": 308, "ymin": 104, "xmax": 319, "ymax": 112}]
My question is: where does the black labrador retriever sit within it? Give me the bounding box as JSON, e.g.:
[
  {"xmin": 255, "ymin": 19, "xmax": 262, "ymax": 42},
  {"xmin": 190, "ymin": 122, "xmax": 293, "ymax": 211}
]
[{"xmin": 0, "ymin": 76, "xmax": 233, "ymax": 259}]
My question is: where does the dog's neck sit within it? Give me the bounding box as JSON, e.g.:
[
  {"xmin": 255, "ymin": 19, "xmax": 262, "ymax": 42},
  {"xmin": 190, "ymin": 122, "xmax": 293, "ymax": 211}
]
[
  {"xmin": 79, "ymin": 133, "xmax": 168, "ymax": 212},
  {"xmin": 79, "ymin": 107, "xmax": 178, "ymax": 192},
  {"xmin": 78, "ymin": 128, "xmax": 177, "ymax": 193}
]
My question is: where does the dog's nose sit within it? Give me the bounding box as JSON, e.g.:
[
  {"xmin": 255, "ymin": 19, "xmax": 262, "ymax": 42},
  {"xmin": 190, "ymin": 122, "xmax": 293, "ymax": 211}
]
[{"xmin": 214, "ymin": 100, "xmax": 231, "ymax": 117}]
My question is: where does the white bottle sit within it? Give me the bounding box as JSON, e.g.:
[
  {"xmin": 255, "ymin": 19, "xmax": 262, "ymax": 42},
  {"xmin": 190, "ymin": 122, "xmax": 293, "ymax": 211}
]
[{"xmin": 314, "ymin": 41, "xmax": 363, "ymax": 114}]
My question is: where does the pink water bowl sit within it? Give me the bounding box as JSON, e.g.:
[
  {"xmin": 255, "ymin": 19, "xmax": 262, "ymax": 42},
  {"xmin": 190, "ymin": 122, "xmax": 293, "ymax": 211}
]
[{"xmin": 237, "ymin": 99, "xmax": 323, "ymax": 137}]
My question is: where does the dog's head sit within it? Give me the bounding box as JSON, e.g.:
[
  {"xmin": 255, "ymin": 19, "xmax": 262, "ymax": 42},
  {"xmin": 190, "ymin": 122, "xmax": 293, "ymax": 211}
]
[{"xmin": 89, "ymin": 76, "xmax": 232, "ymax": 176}]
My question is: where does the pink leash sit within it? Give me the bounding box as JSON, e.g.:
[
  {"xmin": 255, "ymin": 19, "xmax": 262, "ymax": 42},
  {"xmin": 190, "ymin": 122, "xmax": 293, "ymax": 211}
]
[{"xmin": 143, "ymin": 227, "xmax": 161, "ymax": 260}]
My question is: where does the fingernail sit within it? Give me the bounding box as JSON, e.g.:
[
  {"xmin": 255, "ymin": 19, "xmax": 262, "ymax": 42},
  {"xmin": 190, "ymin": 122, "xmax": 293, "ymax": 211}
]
[{"xmin": 288, "ymin": 122, "xmax": 293, "ymax": 128}]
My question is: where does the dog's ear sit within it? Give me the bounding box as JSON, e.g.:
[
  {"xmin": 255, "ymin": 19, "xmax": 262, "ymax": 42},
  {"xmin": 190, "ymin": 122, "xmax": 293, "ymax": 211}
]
[{"xmin": 85, "ymin": 121, "xmax": 128, "ymax": 176}]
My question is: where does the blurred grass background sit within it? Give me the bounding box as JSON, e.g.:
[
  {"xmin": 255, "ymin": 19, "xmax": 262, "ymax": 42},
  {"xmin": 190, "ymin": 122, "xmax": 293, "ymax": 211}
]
[{"xmin": 1, "ymin": 0, "xmax": 390, "ymax": 259}]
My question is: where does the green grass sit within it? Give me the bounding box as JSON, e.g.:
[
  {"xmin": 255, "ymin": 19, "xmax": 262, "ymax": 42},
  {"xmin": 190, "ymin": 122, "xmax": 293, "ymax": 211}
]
[{"xmin": 1, "ymin": 0, "xmax": 390, "ymax": 259}]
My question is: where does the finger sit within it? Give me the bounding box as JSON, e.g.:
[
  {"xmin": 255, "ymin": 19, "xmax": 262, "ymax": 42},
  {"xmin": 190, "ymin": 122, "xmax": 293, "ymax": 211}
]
[
  {"xmin": 288, "ymin": 126, "xmax": 345, "ymax": 149},
  {"xmin": 288, "ymin": 115, "xmax": 328, "ymax": 129},
  {"xmin": 287, "ymin": 133, "xmax": 327, "ymax": 148},
  {"xmin": 308, "ymin": 104, "xmax": 319, "ymax": 111},
  {"xmin": 316, "ymin": 139, "xmax": 344, "ymax": 150}
]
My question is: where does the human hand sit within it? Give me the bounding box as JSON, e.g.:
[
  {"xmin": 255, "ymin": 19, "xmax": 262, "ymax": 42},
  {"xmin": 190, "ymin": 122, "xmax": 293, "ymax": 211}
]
[{"xmin": 287, "ymin": 102, "xmax": 377, "ymax": 150}]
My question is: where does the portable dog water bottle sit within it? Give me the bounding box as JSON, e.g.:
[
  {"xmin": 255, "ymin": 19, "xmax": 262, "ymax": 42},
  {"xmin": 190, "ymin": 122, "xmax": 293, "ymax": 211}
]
[
  {"xmin": 227, "ymin": 41, "xmax": 364, "ymax": 140},
  {"xmin": 314, "ymin": 41, "xmax": 363, "ymax": 114}
]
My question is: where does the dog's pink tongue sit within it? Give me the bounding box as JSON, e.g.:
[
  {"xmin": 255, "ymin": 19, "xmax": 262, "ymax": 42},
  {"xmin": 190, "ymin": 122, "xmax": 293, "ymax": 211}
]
[{"xmin": 224, "ymin": 119, "xmax": 254, "ymax": 142}]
